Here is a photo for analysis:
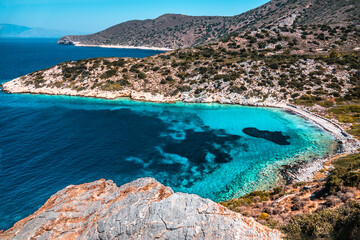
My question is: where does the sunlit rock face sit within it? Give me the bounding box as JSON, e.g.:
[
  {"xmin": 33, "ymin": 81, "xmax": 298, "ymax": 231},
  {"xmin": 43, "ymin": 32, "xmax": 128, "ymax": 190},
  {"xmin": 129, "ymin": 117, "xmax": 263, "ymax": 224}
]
[{"xmin": 0, "ymin": 178, "xmax": 281, "ymax": 240}]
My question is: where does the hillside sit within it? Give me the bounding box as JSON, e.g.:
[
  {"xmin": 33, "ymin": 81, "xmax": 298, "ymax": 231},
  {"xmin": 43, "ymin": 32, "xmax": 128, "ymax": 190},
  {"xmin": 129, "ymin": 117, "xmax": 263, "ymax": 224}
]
[
  {"xmin": 57, "ymin": 0, "xmax": 360, "ymax": 49},
  {"xmin": 0, "ymin": 24, "xmax": 31, "ymax": 37},
  {"xmin": 8, "ymin": 25, "xmax": 360, "ymax": 107},
  {"xmin": 0, "ymin": 24, "xmax": 84, "ymax": 38}
]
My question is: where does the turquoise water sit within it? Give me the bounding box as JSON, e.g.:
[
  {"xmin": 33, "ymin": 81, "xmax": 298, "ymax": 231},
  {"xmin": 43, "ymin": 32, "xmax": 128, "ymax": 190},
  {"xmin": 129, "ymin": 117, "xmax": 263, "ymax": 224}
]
[{"xmin": 0, "ymin": 38, "xmax": 336, "ymax": 231}]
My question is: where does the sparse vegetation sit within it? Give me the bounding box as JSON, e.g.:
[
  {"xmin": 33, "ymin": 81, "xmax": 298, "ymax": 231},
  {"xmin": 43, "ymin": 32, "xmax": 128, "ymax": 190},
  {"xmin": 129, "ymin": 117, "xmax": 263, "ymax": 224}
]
[
  {"xmin": 100, "ymin": 69, "xmax": 117, "ymax": 79},
  {"xmin": 323, "ymin": 153, "xmax": 360, "ymax": 195},
  {"xmin": 282, "ymin": 201, "xmax": 360, "ymax": 240}
]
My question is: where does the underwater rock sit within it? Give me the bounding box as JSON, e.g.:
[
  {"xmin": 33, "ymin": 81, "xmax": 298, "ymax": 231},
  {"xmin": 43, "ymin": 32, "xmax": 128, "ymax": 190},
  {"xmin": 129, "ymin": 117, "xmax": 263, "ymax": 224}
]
[{"xmin": 243, "ymin": 127, "xmax": 290, "ymax": 145}]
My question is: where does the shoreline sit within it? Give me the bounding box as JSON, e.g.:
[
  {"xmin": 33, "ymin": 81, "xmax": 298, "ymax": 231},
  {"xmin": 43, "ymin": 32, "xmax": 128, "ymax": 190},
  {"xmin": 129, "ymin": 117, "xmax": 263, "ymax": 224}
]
[
  {"xmin": 71, "ymin": 42, "xmax": 173, "ymax": 51},
  {"xmin": 2, "ymin": 83, "xmax": 357, "ymax": 151},
  {"xmin": 1, "ymin": 83, "xmax": 359, "ymax": 184}
]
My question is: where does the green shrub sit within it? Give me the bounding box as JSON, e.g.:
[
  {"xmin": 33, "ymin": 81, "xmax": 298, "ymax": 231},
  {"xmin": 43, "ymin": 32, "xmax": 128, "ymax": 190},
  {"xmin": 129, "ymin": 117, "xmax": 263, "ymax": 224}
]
[
  {"xmin": 318, "ymin": 101, "xmax": 334, "ymax": 108},
  {"xmin": 269, "ymin": 63, "xmax": 279, "ymax": 69},
  {"xmin": 166, "ymin": 76, "xmax": 174, "ymax": 82},
  {"xmin": 275, "ymin": 44, "xmax": 283, "ymax": 50},
  {"xmin": 282, "ymin": 201, "xmax": 360, "ymax": 240},
  {"xmin": 348, "ymin": 124, "xmax": 360, "ymax": 138},
  {"xmin": 258, "ymin": 42, "xmax": 267, "ymax": 49},
  {"xmin": 221, "ymin": 189, "xmax": 283, "ymax": 210},
  {"xmin": 100, "ymin": 69, "xmax": 117, "ymax": 79},
  {"xmin": 338, "ymin": 114, "xmax": 356, "ymax": 123},
  {"xmin": 130, "ymin": 65, "xmax": 139, "ymax": 73},
  {"xmin": 324, "ymin": 153, "xmax": 360, "ymax": 195},
  {"xmin": 330, "ymin": 105, "xmax": 360, "ymax": 114},
  {"xmin": 293, "ymin": 95, "xmax": 323, "ymax": 106},
  {"xmin": 330, "ymin": 105, "xmax": 360, "ymax": 123},
  {"xmin": 273, "ymin": 186, "xmax": 285, "ymax": 196},
  {"xmin": 317, "ymin": 33, "xmax": 325, "ymax": 40},
  {"xmin": 259, "ymin": 212, "xmax": 269, "ymax": 220},
  {"xmin": 138, "ymin": 72, "xmax": 146, "ymax": 79}
]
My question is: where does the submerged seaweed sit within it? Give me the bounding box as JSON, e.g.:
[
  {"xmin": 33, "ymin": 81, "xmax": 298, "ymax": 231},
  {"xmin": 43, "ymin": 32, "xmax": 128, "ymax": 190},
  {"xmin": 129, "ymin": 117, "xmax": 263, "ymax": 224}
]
[{"xmin": 242, "ymin": 127, "xmax": 291, "ymax": 145}]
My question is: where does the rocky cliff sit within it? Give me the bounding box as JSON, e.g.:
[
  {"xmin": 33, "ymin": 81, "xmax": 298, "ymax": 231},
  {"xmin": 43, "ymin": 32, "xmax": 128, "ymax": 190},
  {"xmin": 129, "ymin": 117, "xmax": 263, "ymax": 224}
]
[
  {"xmin": 57, "ymin": 0, "xmax": 360, "ymax": 49},
  {"xmin": 0, "ymin": 178, "xmax": 281, "ymax": 240}
]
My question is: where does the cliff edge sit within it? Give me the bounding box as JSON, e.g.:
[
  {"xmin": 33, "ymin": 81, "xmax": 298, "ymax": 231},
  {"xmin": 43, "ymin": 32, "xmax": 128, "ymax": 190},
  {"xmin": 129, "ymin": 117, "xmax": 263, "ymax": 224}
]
[{"xmin": 0, "ymin": 178, "xmax": 281, "ymax": 240}]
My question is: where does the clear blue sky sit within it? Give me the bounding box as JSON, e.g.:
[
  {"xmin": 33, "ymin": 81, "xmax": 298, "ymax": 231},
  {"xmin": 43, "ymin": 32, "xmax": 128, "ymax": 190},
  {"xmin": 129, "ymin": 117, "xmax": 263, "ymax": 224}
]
[{"xmin": 1, "ymin": 0, "xmax": 270, "ymax": 33}]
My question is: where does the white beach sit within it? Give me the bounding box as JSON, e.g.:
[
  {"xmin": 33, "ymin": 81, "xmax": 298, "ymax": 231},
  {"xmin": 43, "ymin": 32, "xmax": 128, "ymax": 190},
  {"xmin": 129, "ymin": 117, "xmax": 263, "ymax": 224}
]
[{"xmin": 73, "ymin": 42, "xmax": 173, "ymax": 51}]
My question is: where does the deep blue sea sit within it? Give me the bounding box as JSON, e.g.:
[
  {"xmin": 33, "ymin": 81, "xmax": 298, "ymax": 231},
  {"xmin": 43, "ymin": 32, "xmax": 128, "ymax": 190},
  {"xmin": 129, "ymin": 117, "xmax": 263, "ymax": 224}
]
[{"xmin": 0, "ymin": 38, "xmax": 336, "ymax": 230}]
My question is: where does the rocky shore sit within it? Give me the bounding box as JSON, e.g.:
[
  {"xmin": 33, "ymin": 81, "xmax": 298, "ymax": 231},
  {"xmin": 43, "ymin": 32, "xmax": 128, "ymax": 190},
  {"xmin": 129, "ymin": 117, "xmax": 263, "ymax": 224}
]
[
  {"xmin": 0, "ymin": 178, "xmax": 281, "ymax": 240},
  {"xmin": 2, "ymin": 76, "xmax": 359, "ymax": 185},
  {"xmin": 2, "ymin": 77, "xmax": 358, "ymax": 154},
  {"xmin": 72, "ymin": 42, "xmax": 173, "ymax": 51},
  {"xmin": 283, "ymin": 104, "xmax": 358, "ymax": 153}
]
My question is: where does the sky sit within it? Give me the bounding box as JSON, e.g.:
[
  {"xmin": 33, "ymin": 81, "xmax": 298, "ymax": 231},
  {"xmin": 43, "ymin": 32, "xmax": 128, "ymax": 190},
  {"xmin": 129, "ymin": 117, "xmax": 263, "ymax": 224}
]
[{"xmin": 0, "ymin": 0, "xmax": 270, "ymax": 34}]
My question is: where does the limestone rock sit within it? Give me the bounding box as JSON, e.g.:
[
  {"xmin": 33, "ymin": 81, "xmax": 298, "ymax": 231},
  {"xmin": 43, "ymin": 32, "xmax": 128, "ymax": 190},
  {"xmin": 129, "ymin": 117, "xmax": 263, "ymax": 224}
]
[
  {"xmin": 57, "ymin": 36, "xmax": 75, "ymax": 45},
  {"xmin": 1, "ymin": 178, "xmax": 281, "ymax": 240}
]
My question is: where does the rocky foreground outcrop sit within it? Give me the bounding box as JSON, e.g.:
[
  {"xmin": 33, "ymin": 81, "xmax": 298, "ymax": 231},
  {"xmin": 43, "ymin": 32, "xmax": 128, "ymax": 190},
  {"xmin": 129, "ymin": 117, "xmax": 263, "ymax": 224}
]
[{"xmin": 0, "ymin": 178, "xmax": 281, "ymax": 240}]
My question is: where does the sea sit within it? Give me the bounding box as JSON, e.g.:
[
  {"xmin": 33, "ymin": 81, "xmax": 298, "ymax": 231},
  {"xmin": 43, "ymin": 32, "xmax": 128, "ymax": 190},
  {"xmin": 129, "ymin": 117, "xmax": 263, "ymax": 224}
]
[{"xmin": 0, "ymin": 38, "xmax": 336, "ymax": 230}]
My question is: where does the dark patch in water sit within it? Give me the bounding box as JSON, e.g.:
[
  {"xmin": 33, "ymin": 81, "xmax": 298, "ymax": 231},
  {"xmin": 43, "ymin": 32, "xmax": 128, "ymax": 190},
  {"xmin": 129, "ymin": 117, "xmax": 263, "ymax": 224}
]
[
  {"xmin": 163, "ymin": 129, "xmax": 241, "ymax": 164},
  {"xmin": 242, "ymin": 127, "xmax": 290, "ymax": 145},
  {"xmin": 146, "ymin": 128, "xmax": 245, "ymax": 188}
]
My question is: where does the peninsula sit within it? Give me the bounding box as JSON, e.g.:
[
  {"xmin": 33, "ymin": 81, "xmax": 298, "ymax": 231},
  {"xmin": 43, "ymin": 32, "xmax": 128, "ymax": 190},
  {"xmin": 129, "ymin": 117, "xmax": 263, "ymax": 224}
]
[{"xmin": 4, "ymin": 25, "xmax": 360, "ymax": 151}]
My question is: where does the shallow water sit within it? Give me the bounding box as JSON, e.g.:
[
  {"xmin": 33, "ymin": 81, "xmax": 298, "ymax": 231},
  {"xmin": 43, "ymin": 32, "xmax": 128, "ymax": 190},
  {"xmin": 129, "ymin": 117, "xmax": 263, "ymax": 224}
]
[{"xmin": 0, "ymin": 38, "xmax": 336, "ymax": 230}]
